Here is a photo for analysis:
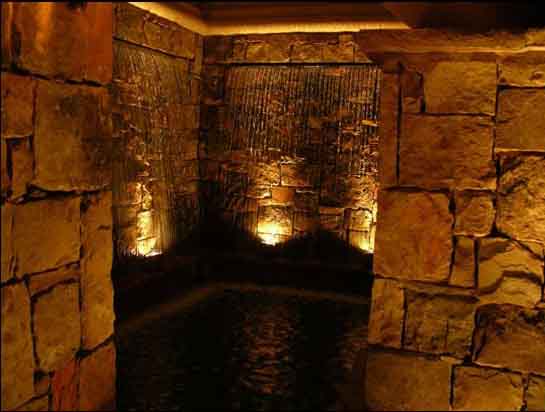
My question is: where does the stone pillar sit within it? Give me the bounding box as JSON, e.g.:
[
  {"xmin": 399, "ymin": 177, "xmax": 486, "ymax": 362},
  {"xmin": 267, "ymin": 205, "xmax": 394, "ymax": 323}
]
[
  {"xmin": 364, "ymin": 31, "xmax": 545, "ymax": 411},
  {"xmin": 1, "ymin": 3, "xmax": 115, "ymax": 411}
]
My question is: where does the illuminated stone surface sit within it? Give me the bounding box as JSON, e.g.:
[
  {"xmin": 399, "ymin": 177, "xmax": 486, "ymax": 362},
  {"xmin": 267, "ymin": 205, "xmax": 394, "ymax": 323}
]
[
  {"xmin": 497, "ymin": 89, "xmax": 545, "ymax": 151},
  {"xmin": 453, "ymin": 366, "xmax": 523, "ymax": 411},
  {"xmin": 257, "ymin": 206, "xmax": 293, "ymax": 236},
  {"xmin": 1, "ymin": 282, "xmax": 35, "ymax": 410},
  {"xmin": 378, "ymin": 73, "xmax": 399, "ymax": 187},
  {"xmin": 473, "ymin": 304, "xmax": 545, "ymax": 374},
  {"xmin": 404, "ymin": 291, "xmax": 477, "ymax": 357},
  {"xmin": 367, "ymin": 278, "xmax": 404, "ymax": 348},
  {"xmin": 499, "ymin": 53, "xmax": 545, "ymax": 87},
  {"xmin": 28, "ymin": 264, "xmax": 80, "ymax": 297},
  {"xmin": 478, "ymin": 276, "xmax": 542, "ymax": 308},
  {"xmin": 1, "ymin": 140, "xmax": 9, "ymax": 198},
  {"xmin": 374, "ymin": 191, "xmax": 453, "ymax": 283},
  {"xmin": 2, "ymin": 2, "xmax": 112, "ymax": 83},
  {"xmin": 52, "ymin": 359, "xmax": 79, "ymax": 411},
  {"xmin": 15, "ymin": 395, "xmax": 49, "ymax": 412},
  {"xmin": 13, "ymin": 197, "xmax": 80, "ymax": 276},
  {"xmin": 497, "ymin": 155, "xmax": 545, "ymax": 242},
  {"xmin": 79, "ymin": 341, "xmax": 116, "ymax": 411},
  {"xmin": 34, "ymin": 81, "xmax": 112, "ymax": 191},
  {"xmin": 401, "ymin": 69, "xmax": 424, "ymax": 113},
  {"xmin": 450, "ymin": 237, "xmax": 475, "ymax": 288},
  {"xmin": 454, "ymin": 191, "xmax": 495, "ymax": 237},
  {"xmin": 9, "ymin": 137, "xmax": 33, "ymax": 199},
  {"xmin": 365, "ymin": 351, "xmax": 450, "ymax": 411},
  {"xmin": 478, "ymin": 238, "xmax": 544, "ymax": 291},
  {"xmin": 81, "ymin": 192, "xmax": 115, "ymax": 350},
  {"xmin": 1, "ymin": 203, "xmax": 14, "ymax": 283},
  {"xmin": 400, "ymin": 115, "xmax": 496, "ymax": 190},
  {"xmin": 1, "ymin": 72, "xmax": 35, "ymax": 138},
  {"xmin": 424, "ymin": 62, "xmax": 497, "ymax": 115},
  {"xmin": 526, "ymin": 375, "xmax": 545, "ymax": 412},
  {"xmin": 34, "ymin": 283, "xmax": 81, "ymax": 372}
]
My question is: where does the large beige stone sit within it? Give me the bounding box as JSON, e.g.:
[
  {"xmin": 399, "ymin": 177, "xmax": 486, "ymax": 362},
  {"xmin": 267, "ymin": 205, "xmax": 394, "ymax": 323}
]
[
  {"xmin": 6, "ymin": 3, "xmax": 112, "ymax": 83},
  {"xmin": 404, "ymin": 291, "xmax": 477, "ymax": 358},
  {"xmin": 367, "ymin": 278, "xmax": 404, "ymax": 348},
  {"xmin": 450, "ymin": 237, "xmax": 475, "ymax": 288},
  {"xmin": 1, "ymin": 203, "xmax": 15, "ymax": 283},
  {"xmin": 479, "ymin": 276, "xmax": 542, "ymax": 309},
  {"xmin": 453, "ymin": 366, "xmax": 523, "ymax": 411},
  {"xmin": 374, "ymin": 190, "xmax": 453, "ymax": 283},
  {"xmin": 1, "ymin": 282, "xmax": 35, "ymax": 410},
  {"xmin": 28, "ymin": 264, "xmax": 80, "ymax": 296},
  {"xmin": 33, "ymin": 283, "xmax": 81, "ymax": 372},
  {"xmin": 400, "ymin": 115, "xmax": 495, "ymax": 190},
  {"xmin": 526, "ymin": 375, "xmax": 545, "ymax": 412},
  {"xmin": 34, "ymin": 81, "xmax": 112, "ymax": 191},
  {"xmin": 378, "ymin": 73, "xmax": 399, "ymax": 187},
  {"xmin": 497, "ymin": 156, "xmax": 545, "ymax": 243},
  {"xmin": 13, "ymin": 197, "xmax": 80, "ymax": 276},
  {"xmin": 257, "ymin": 206, "xmax": 293, "ymax": 236},
  {"xmin": 10, "ymin": 137, "xmax": 34, "ymax": 199},
  {"xmin": 1, "ymin": 72, "xmax": 35, "ymax": 138},
  {"xmin": 79, "ymin": 342, "xmax": 116, "ymax": 411},
  {"xmin": 473, "ymin": 304, "xmax": 545, "ymax": 374},
  {"xmin": 497, "ymin": 89, "xmax": 545, "ymax": 152},
  {"xmin": 365, "ymin": 351, "xmax": 451, "ymax": 411},
  {"xmin": 454, "ymin": 191, "xmax": 495, "ymax": 237},
  {"xmin": 246, "ymin": 37, "xmax": 290, "ymax": 62},
  {"xmin": 81, "ymin": 192, "xmax": 115, "ymax": 350},
  {"xmin": 424, "ymin": 62, "xmax": 497, "ymax": 115},
  {"xmin": 499, "ymin": 53, "xmax": 545, "ymax": 87},
  {"xmin": 478, "ymin": 238, "xmax": 544, "ymax": 291}
]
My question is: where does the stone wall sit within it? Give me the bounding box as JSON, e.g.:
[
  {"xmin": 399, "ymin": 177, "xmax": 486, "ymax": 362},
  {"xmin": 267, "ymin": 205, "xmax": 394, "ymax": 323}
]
[
  {"xmin": 112, "ymin": 3, "xmax": 202, "ymax": 259},
  {"xmin": 358, "ymin": 29, "xmax": 545, "ymax": 411},
  {"xmin": 1, "ymin": 3, "xmax": 115, "ymax": 411},
  {"xmin": 201, "ymin": 34, "xmax": 381, "ymax": 252}
]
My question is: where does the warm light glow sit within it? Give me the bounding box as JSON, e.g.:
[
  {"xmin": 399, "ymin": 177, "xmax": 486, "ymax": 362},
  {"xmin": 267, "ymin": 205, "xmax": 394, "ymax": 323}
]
[
  {"xmin": 133, "ymin": 187, "xmax": 162, "ymax": 257},
  {"xmin": 258, "ymin": 223, "xmax": 286, "ymax": 246}
]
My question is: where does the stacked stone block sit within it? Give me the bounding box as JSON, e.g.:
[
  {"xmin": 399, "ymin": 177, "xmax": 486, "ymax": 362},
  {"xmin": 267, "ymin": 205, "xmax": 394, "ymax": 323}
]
[
  {"xmin": 1, "ymin": 3, "xmax": 115, "ymax": 411},
  {"xmin": 362, "ymin": 30, "xmax": 545, "ymax": 411},
  {"xmin": 112, "ymin": 3, "xmax": 202, "ymax": 258}
]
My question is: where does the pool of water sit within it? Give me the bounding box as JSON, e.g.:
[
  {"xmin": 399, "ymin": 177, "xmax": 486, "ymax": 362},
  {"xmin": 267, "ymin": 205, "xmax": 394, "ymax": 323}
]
[{"xmin": 116, "ymin": 285, "xmax": 370, "ymax": 411}]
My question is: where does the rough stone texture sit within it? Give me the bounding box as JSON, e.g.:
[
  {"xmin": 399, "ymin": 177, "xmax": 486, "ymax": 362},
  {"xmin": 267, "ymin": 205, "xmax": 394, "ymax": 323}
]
[
  {"xmin": 401, "ymin": 69, "xmax": 424, "ymax": 113},
  {"xmin": 246, "ymin": 37, "xmax": 290, "ymax": 62},
  {"xmin": 3, "ymin": 3, "xmax": 112, "ymax": 83},
  {"xmin": 379, "ymin": 73, "xmax": 399, "ymax": 187},
  {"xmin": 28, "ymin": 264, "xmax": 80, "ymax": 296},
  {"xmin": 424, "ymin": 62, "xmax": 496, "ymax": 115},
  {"xmin": 1, "ymin": 282, "xmax": 35, "ymax": 410},
  {"xmin": 365, "ymin": 351, "xmax": 451, "ymax": 411},
  {"xmin": 404, "ymin": 291, "xmax": 477, "ymax": 358},
  {"xmin": 52, "ymin": 359, "xmax": 79, "ymax": 412},
  {"xmin": 453, "ymin": 366, "xmax": 523, "ymax": 411},
  {"xmin": 79, "ymin": 342, "xmax": 116, "ymax": 411},
  {"xmin": 473, "ymin": 304, "xmax": 545, "ymax": 374},
  {"xmin": 400, "ymin": 115, "xmax": 496, "ymax": 190},
  {"xmin": 13, "ymin": 197, "xmax": 80, "ymax": 276},
  {"xmin": 33, "ymin": 283, "xmax": 81, "ymax": 372},
  {"xmin": 454, "ymin": 191, "xmax": 495, "ymax": 237},
  {"xmin": 1, "ymin": 140, "xmax": 9, "ymax": 198},
  {"xmin": 15, "ymin": 395, "xmax": 49, "ymax": 412},
  {"xmin": 1, "ymin": 203, "xmax": 15, "ymax": 283},
  {"xmin": 367, "ymin": 279, "xmax": 404, "ymax": 348},
  {"xmin": 497, "ymin": 89, "xmax": 545, "ymax": 152},
  {"xmin": 257, "ymin": 206, "xmax": 293, "ymax": 236},
  {"xmin": 499, "ymin": 53, "xmax": 545, "ymax": 87},
  {"xmin": 1, "ymin": 72, "xmax": 35, "ymax": 138},
  {"xmin": 374, "ymin": 191, "xmax": 453, "ymax": 283},
  {"xmin": 81, "ymin": 192, "xmax": 115, "ymax": 350},
  {"xmin": 526, "ymin": 375, "xmax": 545, "ymax": 412},
  {"xmin": 478, "ymin": 238, "xmax": 543, "ymax": 291},
  {"xmin": 34, "ymin": 80, "xmax": 112, "ymax": 191},
  {"xmin": 450, "ymin": 237, "xmax": 475, "ymax": 288},
  {"xmin": 497, "ymin": 156, "xmax": 545, "ymax": 243},
  {"xmin": 479, "ymin": 276, "xmax": 542, "ymax": 308},
  {"xmin": 9, "ymin": 137, "xmax": 34, "ymax": 199},
  {"xmin": 115, "ymin": 3, "xmax": 196, "ymax": 60}
]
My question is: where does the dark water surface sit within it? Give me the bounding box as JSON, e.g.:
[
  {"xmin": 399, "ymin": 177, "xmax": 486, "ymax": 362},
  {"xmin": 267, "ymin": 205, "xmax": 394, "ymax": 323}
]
[{"xmin": 116, "ymin": 286, "xmax": 369, "ymax": 411}]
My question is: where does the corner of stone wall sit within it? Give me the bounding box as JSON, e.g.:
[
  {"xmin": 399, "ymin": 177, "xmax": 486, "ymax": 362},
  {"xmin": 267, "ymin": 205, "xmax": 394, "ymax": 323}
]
[
  {"xmin": 365, "ymin": 28, "xmax": 545, "ymax": 411},
  {"xmin": 1, "ymin": 3, "xmax": 116, "ymax": 411}
]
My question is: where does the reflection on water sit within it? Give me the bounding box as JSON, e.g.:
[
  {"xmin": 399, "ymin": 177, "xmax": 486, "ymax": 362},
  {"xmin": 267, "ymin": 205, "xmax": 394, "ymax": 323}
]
[{"xmin": 117, "ymin": 287, "xmax": 369, "ymax": 411}]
